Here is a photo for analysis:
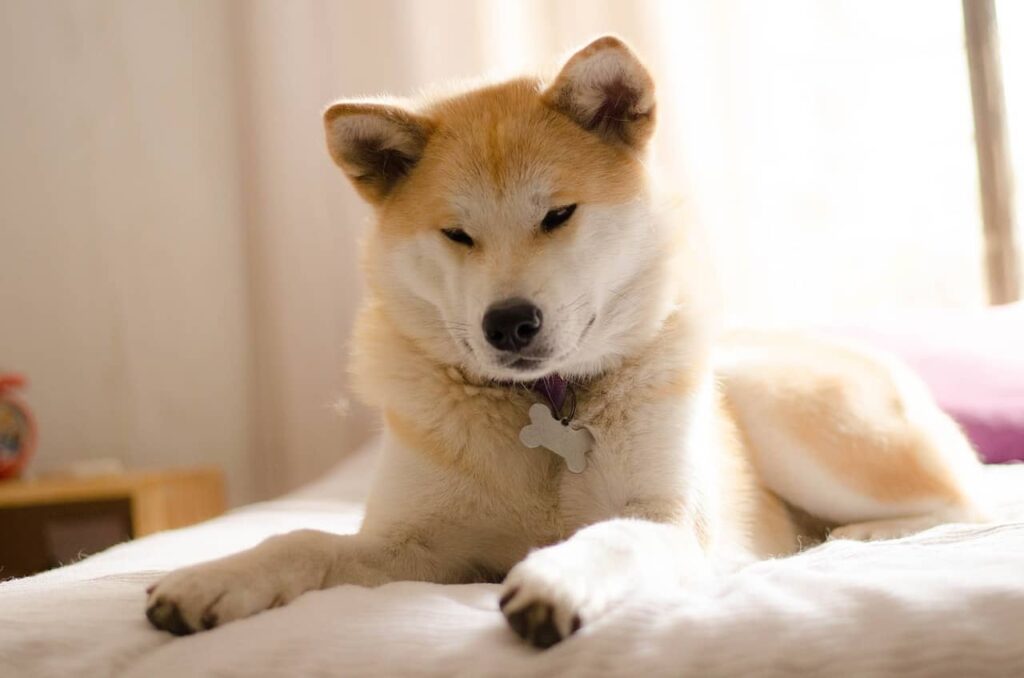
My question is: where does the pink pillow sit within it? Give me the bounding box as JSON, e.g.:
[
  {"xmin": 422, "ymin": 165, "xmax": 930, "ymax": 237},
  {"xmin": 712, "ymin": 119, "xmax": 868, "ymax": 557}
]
[{"xmin": 829, "ymin": 304, "xmax": 1024, "ymax": 464}]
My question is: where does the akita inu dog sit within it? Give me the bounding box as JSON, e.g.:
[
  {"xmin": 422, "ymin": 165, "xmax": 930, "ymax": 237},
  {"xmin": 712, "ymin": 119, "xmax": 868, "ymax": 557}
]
[{"xmin": 147, "ymin": 36, "xmax": 986, "ymax": 648}]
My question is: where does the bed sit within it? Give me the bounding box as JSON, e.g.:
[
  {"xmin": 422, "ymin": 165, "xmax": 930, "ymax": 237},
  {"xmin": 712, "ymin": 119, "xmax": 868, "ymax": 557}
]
[
  {"xmin": 1, "ymin": 440, "xmax": 1023, "ymax": 678},
  {"xmin": 5, "ymin": 307, "xmax": 1024, "ymax": 677}
]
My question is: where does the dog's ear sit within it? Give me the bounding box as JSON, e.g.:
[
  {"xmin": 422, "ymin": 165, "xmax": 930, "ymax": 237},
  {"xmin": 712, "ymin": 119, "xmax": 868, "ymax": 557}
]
[
  {"xmin": 542, "ymin": 36, "xmax": 655, "ymax": 150},
  {"xmin": 323, "ymin": 102, "xmax": 434, "ymax": 203}
]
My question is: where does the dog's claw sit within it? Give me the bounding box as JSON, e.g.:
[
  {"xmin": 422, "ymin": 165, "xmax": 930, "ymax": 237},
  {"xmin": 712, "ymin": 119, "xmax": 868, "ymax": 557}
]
[
  {"xmin": 200, "ymin": 610, "xmax": 219, "ymax": 630},
  {"xmin": 498, "ymin": 587, "xmax": 519, "ymax": 610}
]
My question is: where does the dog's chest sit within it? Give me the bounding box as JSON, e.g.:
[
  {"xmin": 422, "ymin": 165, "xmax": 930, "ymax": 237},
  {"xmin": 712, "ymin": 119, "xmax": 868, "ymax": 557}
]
[
  {"xmin": 468, "ymin": 387, "xmax": 650, "ymax": 536},
  {"xmin": 515, "ymin": 365, "xmax": 702, "ymax": 531},
  {"xmin": 437, "ymin": 336, "xmax": 699, "ymax": 543}
]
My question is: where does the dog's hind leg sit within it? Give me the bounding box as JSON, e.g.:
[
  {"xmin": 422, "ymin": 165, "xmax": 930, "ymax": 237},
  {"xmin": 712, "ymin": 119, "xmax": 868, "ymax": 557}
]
[{"xmin": 717, "ymin": 330, "xmax": 989, "ymax": 540}]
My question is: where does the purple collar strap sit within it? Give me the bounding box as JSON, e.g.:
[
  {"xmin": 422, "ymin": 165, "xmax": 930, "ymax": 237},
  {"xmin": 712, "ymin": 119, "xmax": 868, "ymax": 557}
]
[{"xmin": 532, "ymin": 373, "xmax": 574, "ymax": 421}]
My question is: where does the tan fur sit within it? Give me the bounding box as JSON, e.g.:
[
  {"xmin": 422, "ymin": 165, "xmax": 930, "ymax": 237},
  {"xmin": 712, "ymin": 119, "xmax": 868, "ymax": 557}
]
[
  {"xmin": 378, "ymin": 80, "xmax": 646, "ymax": 239},
  {"xmin": 719, "ymin": 330, "xmax": 974, "ymax": 508},
  {"xmin": 718, "ymin": 393, "xmax": 802, "ymax": 556}
]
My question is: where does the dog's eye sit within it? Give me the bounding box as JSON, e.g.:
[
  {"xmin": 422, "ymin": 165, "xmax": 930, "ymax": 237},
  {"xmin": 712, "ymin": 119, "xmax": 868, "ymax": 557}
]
[
  {"xmin": 541, "ymin": 204, "xmax": 577, "ymax": 232},
  {"xmin": 441, "ymin": 228, "xmax": 474, "ymax": 247}
]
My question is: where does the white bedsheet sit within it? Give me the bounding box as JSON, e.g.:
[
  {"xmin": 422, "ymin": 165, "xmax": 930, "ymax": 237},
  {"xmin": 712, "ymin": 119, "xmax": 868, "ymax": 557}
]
[{"xmin": 2, "ymin": 449, "xmax": 1023, "ymax": 678}]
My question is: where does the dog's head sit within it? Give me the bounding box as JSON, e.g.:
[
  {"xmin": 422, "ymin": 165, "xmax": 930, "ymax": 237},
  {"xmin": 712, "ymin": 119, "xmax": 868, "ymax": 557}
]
[{"xmin": 325, "ymin": 36, "xmax": 680, "ymax": 382}]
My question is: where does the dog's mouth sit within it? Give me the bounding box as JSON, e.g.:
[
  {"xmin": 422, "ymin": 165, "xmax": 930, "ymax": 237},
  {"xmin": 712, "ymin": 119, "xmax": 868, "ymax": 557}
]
[
  {"xmin": 495, "ymin": 315, "xmax": 597, "ymax": 375},
  {"xmin": 504, "ymin": 355, "xmax": 549, "ymax": 371},
  {"xmin": 458, "ymin": 314, "xmax": 597, "ymax": 379}
]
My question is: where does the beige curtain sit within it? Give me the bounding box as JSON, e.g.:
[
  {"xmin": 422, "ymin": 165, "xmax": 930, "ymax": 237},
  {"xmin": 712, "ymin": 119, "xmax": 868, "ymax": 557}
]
[{"xmin": 2, "ymin": 0, "xmax": 1006, "ymax": 503}]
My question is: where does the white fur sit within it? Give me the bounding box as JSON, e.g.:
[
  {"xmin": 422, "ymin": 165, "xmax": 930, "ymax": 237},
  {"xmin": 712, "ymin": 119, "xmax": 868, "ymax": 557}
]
[{"xmin": 501, "ymin": 518, "xmax": 711, "ymax": 638}]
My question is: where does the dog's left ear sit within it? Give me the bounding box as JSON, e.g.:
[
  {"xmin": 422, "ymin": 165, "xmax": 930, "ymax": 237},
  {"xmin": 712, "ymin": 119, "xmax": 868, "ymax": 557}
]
[{"xmin": 542, "ymin": 36, "xmax": 655, "ymax": 150}]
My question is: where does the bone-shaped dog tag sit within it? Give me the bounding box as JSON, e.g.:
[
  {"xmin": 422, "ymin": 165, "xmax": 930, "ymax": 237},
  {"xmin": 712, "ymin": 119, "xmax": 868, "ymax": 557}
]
[{"xmin": 519, "ymin": 403, "xmax": 593, "ymax": 473}]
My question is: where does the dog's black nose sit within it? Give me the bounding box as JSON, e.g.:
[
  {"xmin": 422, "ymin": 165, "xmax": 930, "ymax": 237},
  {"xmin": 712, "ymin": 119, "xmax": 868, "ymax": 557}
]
[{"xmin": 483, "ymin": 300, "xmax": 543, "ymax": 352}]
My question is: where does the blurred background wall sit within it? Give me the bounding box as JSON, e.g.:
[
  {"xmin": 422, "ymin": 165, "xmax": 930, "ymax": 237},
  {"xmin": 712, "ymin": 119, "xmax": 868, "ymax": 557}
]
[
  {"xmin": 1, "ymin": 0, "xmax": 1020, "ymax": 505},
  {"xmin": 0, "ymin": 2, "xmax": 255, "ymax": 502}
]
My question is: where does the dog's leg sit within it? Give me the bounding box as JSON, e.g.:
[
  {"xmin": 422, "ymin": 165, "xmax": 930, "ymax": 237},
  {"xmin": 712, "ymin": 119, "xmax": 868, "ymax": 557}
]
[
  {"xmin": 497, "ymin": 377, "xmax": 736, "ymax": 649},
  {"xmin": 146, "ymin": 527, "xmax": 447, "ymax": 635},
  {"xmin": 499, "ymin": 517, "xmax": 710, "ymax": 649},
  {"xmin": 719, "ymin": 332, "xmax": 989, "ymax": 537}
]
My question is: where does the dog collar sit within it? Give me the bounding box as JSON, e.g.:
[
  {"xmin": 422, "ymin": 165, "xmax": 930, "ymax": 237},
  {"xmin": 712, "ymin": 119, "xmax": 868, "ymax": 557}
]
[{"xmin": 520, "ymin": 373, "xmax": 593, "ymax": 473}]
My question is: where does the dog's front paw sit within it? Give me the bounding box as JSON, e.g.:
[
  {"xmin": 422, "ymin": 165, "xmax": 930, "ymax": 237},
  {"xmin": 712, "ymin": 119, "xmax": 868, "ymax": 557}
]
[
  {"xmin": 146, "ymin": 561, "xmax": 284, "ymax": 635},
  {"xmin": 500, "ymin": 587, "xmax": 582, "ymax": 649},
  {"xmin": 499, "ymin": 549, "xmax": 602, "ymax": 649}
]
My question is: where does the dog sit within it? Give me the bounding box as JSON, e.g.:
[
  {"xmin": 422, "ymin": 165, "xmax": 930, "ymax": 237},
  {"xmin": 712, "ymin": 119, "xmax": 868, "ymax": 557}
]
[{"xmin": 146, "ymin": 36, "xmax": 986, "ymax": 648}]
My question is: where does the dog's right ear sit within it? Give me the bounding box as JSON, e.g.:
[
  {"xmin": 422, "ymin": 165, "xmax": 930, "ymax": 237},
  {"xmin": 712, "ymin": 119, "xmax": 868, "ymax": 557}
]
[
  {"xmin": 543, "ymin": 36, "xmax": 655, "ymax": 150},
  {"xmin": 323, "ymin": 103, "xmax": 434, "ymax": 203}
]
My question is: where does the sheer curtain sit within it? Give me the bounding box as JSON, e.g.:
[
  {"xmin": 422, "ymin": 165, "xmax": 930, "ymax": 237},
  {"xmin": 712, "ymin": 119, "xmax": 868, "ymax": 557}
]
[{"xmin": 236, "ymin": 0, "xmax": 991, "ymax": 496}]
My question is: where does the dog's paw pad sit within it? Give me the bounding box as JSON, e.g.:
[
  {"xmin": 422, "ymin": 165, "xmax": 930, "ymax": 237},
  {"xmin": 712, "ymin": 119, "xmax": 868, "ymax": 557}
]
[
  {"xmin": 499, "ymin": 582, "xmax": 584, "ymax": 649},
  {"xmin": 505, "ymin": 600, "xmax": 578, "ymax": 649},
  {"xmin": 499, "ymin": 552, "xmax": 598, "ymax": 649},
  {"xmin": 146, "ymin": 597, "xmax": 195, "ymax": 636}
]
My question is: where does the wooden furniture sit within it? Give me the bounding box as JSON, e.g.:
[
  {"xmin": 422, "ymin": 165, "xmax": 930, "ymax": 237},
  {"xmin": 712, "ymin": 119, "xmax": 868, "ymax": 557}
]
[{"xmin": 0, "ymin": 467, "xmax": 225, "ymax": 577}]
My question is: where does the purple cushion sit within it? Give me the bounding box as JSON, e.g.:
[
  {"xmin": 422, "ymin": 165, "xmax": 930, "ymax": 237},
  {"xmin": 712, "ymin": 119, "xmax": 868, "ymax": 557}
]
[{"xmin": 829, "ymin": 303, "xmax": 1024, "ymax": 464}]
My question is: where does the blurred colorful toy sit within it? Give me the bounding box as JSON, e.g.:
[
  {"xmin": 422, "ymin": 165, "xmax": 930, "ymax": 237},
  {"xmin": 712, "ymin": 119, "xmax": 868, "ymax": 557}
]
[{"xmin": 0, "ymin": 374, "xmax": 37, "ymax": 480}]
